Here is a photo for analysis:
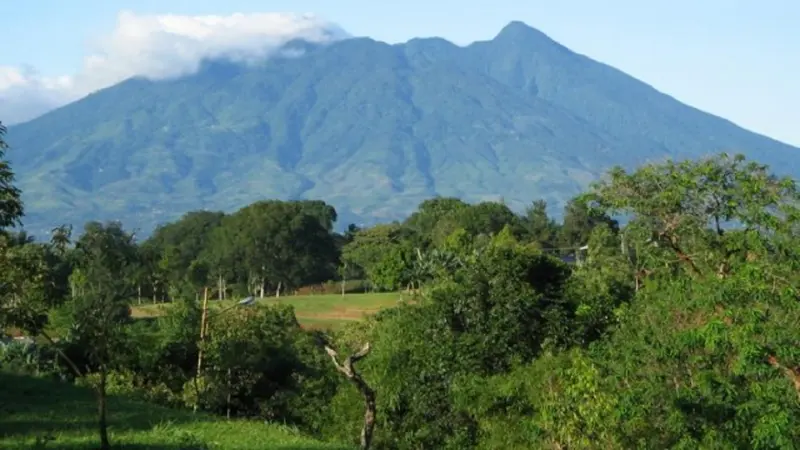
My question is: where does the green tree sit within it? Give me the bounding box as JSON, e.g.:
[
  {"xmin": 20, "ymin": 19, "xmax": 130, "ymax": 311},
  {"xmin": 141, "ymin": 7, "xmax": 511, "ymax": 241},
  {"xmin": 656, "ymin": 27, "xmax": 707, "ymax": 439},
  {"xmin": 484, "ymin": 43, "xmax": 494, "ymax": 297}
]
[
  {"xmin": 0, "ymin": 121, "xmax": 23, "ymax": 232},
  {"xmin": 558, "ymin": 197, "xmax": 617, "ymax": 250},
  {"xmin": 145, "ymin": 210, "xmax": 225, "ymax": 297},
  {"xmin": 522, "ymin": 199, "xmax": 559, "ymax": 248},
  {"xmin": 0, "ymin": 121, "xmax": 28, "ymax": 329},
  {"xmin": 200, "ymin": 217, "xmax": 242, "ymax": 300},
  {"xmin": 292, "ymin": 199, "xmax": 338, "ymax": 232},
  {"xmin": 404, "ymin": 197, "xmax": 469, "ymax": 247},
  {"xmin": 224, "ymin": 201, "xmax": 338, "ymax": 297},
  {"xmin": 452, "ymin": 201, "xmax": 525, "ymax": 240},
  {"xmin": 342, "ymin": 223, "xmax": 408, "ymax": 283},
  {"xmin": 585, "ymin": 153, "xmax": 800, "ymax": 283},
  {"xmin": 190, "ymin": 304, "xmax": 337, "ymax": 425},
  {"xmin": 68, "ymin": 221, "xmax": 138, "ymax": 450},
  {"xmin": 369, "ymin": 245, "xmax": 413, "ymax": 291}
]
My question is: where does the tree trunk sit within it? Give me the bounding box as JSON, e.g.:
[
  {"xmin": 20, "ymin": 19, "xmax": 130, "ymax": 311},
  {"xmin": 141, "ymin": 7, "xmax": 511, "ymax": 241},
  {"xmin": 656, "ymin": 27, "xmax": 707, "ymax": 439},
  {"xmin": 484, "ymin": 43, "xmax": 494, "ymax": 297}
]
[
  {"xmin": 218, "ymin": 274, "xmax": 224, "ymax": 301},
  {"xmin": 259, "ymin": 277, "xmax": 265, "ymax": 299},
  {"xmin": 137, "ymin": 284, "xmax": 142, "ymax": 305},
  {"xmin": 98, "ymin": 366, "xmax": 110, "ymax": 450},
  {"xmin": 37, "ymin": 329, "xmax": 82, "ymax": 378},
  {"xmin": 324, "ymin": 343, "xmax": 376, "ymax": 450},
  {"xmin": 226, "ymin": 368, "xmax": 232, "ymax": 419},
  {"xmin": 275, "ymin": 281, "xmax": 282, "ymax": 298}
]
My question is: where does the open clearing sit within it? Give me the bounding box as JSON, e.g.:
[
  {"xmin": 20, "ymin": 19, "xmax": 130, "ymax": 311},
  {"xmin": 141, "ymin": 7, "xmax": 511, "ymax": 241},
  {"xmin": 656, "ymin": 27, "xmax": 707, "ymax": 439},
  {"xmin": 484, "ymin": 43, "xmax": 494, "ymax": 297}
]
[
  {"xmin": 130, "ymin": 292, "xmax": 405, "ymax": 329},
  {"xmin": 0, "ymin": 372, "xmax": 350, "ymax": 450}
]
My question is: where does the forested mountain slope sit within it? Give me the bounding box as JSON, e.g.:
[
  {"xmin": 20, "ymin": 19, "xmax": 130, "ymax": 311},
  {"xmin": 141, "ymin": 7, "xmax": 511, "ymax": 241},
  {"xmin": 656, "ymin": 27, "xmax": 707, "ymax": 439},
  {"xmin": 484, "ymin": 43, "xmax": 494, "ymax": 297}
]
[{"xmin": 7, "ymin": 21, "xmax": 799, "ymax": 235}]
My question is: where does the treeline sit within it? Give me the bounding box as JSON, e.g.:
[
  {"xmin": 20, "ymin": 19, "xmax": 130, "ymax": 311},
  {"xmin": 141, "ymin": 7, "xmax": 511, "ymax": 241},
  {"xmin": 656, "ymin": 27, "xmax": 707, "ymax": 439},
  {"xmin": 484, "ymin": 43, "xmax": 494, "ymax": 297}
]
[
  {"xmin": 4, "ymin": 114, "xmax": 800, "ymax": 450},
  {"xmin": 3, "ymin": 194, "xmax": 613, "ymax": 309}
]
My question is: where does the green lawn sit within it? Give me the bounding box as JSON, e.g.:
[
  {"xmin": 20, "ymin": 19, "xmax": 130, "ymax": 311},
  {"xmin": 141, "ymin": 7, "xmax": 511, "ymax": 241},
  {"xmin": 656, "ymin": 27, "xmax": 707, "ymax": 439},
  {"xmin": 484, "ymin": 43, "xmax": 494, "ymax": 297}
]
[
  {"xmin": 0, "ymin": 372, "xmax": 351, "ymax": 450},
  {"xmin": 131, "ymin": 292, "xmax": 407, "ymax": 329}
]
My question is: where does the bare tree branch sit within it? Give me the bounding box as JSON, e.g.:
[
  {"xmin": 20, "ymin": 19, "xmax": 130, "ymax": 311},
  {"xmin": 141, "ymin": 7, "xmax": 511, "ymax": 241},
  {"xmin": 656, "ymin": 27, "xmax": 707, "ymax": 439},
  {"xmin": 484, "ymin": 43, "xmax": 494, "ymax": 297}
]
[{"xmin": 325, "ymin": 342, "xmax": 376, "ymax": 450}]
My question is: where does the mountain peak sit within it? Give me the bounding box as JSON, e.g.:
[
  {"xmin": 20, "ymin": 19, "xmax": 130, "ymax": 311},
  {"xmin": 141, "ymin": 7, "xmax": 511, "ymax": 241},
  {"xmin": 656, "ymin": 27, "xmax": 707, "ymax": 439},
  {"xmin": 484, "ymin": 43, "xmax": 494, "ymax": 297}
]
[{"xmin": 493, "ymin": 21, "xmax": 557, "ymax": 46}]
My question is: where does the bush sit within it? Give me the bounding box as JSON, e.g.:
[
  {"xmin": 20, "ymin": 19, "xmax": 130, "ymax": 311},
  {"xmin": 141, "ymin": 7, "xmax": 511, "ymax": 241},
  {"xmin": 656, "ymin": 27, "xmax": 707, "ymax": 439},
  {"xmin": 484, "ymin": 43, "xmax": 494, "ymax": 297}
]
[{"xmin": 0, "ymin": 339, "xmax": 63, "ymax": 378}]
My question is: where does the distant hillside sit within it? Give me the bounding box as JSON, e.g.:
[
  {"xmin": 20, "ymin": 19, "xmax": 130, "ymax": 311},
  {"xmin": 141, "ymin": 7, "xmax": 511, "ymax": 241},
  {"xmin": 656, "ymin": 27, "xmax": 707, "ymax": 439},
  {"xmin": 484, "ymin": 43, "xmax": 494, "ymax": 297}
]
[{"xmin": 7, "ymin": 21, "xmax": 799, "ymax": 236}]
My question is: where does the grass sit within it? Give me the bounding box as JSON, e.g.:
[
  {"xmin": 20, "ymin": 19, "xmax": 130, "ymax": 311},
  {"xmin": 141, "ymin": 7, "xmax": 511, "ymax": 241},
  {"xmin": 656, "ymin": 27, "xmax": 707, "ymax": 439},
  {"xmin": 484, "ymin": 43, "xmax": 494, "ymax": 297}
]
[
  {"xmin": 131, "ymin": 292, "xmax": 406, "ymax": 330},
  {"xmin": 0, "ymin": 372, "xmax": 352, "ymax": 450}
]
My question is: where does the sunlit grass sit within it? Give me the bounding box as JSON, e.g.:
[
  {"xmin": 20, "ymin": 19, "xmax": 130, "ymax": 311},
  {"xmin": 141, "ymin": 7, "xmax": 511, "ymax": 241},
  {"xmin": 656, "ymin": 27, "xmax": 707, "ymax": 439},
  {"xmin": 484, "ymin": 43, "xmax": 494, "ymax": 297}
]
[{"xmin": 131, "ymin": 292, "xmax": 405, "ymax": 330}]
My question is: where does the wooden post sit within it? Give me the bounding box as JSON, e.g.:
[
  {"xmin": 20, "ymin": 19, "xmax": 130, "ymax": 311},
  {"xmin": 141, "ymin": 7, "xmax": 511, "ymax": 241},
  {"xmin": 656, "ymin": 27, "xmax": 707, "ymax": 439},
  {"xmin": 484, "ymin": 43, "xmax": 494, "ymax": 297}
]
[
  {"xmin": 193, "ymin": 287, "xmax": 209, "ymax": 412},
  {"xmin": 341, "ymin": 266, "xmax": 347, "ymax": 298}
]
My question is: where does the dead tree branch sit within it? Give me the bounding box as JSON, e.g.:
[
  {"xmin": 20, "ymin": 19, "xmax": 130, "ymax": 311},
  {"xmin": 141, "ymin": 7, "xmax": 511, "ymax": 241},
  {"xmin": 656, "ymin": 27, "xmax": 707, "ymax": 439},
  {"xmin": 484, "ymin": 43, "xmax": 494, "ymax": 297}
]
[{"xmin": 325, "ymin": 342, "xmax": 376, "ymax": 450}]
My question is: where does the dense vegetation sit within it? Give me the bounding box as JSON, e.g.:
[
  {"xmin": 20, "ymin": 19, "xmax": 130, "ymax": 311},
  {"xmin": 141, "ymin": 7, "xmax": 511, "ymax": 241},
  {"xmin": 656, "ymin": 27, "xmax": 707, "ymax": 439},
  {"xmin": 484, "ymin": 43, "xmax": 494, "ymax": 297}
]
[
  {"xmin": 4, "ymin": 117, "xmax": 800, "ymax": 449},
  {"xmin": 8, "ymin": 21, "xmax": 800, "ymax": 237}
]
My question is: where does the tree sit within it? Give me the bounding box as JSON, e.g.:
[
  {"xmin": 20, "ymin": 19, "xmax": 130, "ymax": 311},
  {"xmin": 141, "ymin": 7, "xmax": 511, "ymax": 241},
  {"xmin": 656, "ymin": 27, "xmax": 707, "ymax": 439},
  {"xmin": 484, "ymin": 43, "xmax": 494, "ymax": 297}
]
[
  {"xmin": 404, "ymin": 197, "xmax": 469, "ymax": 247},
  {"xmin": 191, "ymin": 304, "xmax": 328, "ymax": 422},
  {"xmin": 0, "ymin": 120, "xmax": 27, "ymax": 329},
  {"xmin": 452, "ymin": 201, "xmax": 525, "ymax": 240},
  {"xmin": 68, "ymin": 221, "xmax": 138, "ymax": 450},
  {"xmin": 342, "ymin": 223, "xmax": 409, "ymax": 283},
  {"xmin": 200, "ymin": 218, "xmax": 241, "ymax": 300},
  {"xmin": 558, "ymin": 196, "xmax": 617, "ymax": 250},
  {"xmin": 522, "ymin": 199, "xmax": 559, "ymax": 248},
  {"xmin": 292, "ymin": 200, "xmax": 338, "ymax": 232},
  {"xmin": 584, "ymin": 153, "xmax": 800, "ymax": 283},
  {"xmin": 0, "ymin": 121, "xmax": 23, "ymax": 231},
  {"xmin": 144, "ymin": 210, "xmax": 225, "ymax": 298},
  {"xmin": 223, "ymin": 201, "xmax": 338, "ymax": 297}
]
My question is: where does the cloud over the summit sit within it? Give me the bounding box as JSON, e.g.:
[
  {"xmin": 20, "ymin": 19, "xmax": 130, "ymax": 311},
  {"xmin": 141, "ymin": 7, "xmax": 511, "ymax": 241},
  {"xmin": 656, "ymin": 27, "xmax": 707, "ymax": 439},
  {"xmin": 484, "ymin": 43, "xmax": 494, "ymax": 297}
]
[{"xmin": 0, "ymin": 11, "xmax": 348, "ymax": 125}]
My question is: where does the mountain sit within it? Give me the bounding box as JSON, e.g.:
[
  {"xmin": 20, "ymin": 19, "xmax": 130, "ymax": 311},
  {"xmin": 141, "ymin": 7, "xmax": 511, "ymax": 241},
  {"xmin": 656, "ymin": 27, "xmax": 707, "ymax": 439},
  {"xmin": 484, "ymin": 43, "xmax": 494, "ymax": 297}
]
[{"xmin": 6, "ymin": 21, "xmax": 799, "ymax": 236}]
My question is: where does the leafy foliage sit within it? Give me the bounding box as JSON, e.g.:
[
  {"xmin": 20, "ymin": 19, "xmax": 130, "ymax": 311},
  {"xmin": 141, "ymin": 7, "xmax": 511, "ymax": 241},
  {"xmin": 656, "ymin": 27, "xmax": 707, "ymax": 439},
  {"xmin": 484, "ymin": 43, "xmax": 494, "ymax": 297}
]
[{"xmin": 0, "ymin": 121, "xmax": 23, "ymax": 231}]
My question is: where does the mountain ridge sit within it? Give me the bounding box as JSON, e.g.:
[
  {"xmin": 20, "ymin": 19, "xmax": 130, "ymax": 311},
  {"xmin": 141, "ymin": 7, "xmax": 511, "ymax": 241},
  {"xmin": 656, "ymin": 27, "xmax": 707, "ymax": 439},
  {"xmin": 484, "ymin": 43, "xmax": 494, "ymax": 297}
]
[{"xmin": 6, "ymin": 21, "xmax": 799, "ymax": 236}]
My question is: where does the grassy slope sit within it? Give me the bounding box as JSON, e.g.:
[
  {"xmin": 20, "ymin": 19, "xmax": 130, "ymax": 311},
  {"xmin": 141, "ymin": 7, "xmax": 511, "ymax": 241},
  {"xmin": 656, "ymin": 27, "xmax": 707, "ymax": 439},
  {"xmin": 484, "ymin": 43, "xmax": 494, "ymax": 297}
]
[
  {"xmin": 0, "ymin": 372, "xmax": 351, "ymax": 450},
  {"xmin": 130, "ymin": 292, "xmax": 403, "ymax": 329}
]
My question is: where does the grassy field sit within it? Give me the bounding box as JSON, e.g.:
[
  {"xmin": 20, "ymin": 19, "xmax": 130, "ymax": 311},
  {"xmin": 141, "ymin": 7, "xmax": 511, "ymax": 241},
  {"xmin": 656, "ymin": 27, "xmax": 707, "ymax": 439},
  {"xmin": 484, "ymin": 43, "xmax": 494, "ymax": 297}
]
[
  {"xmin": 130, "ymin": 292, "xmax": 407, "ymax": 329},
  {"xmin": 0, "ymin": 372, "xmax": 351, "ymax": 450}
]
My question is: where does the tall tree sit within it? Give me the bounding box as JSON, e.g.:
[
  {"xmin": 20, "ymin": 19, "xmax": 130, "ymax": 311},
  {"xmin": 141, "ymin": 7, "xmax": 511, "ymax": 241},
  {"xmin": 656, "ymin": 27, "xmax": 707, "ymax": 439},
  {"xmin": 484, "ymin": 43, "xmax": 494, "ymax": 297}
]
[
  {"xmin": 145, "ymin": 210, "xmax": 225, "ymax": 296},
  {"xmin": 225, "ymin": 201, "xmax": 338, "ymax": 297},
  {"xmin": 0, "ymin": 120, "xmax": 25, "ymax": 328},
  {"xmin": 0, "ymin": 121, "xmax": 23, "ymax": 231},
  {"xmin": 68, "ymin": 221, "xmax": 138, "ymax": 450}
]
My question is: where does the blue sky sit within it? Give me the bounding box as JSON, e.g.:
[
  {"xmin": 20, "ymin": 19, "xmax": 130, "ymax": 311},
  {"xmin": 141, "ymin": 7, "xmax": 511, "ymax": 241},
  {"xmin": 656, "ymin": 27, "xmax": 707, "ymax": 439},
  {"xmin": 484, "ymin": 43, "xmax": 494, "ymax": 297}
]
[{"xmin": 2, "ymin": 0, "xmax": 798, "ymax": 145}]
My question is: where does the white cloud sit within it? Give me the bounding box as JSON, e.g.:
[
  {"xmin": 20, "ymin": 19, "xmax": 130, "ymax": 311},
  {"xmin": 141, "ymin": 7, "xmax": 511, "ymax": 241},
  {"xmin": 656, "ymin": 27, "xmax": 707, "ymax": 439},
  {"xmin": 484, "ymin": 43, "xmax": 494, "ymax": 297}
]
[{"xmin": 0, "ymin": 11, "xmax": 348, "ymax": 125}]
